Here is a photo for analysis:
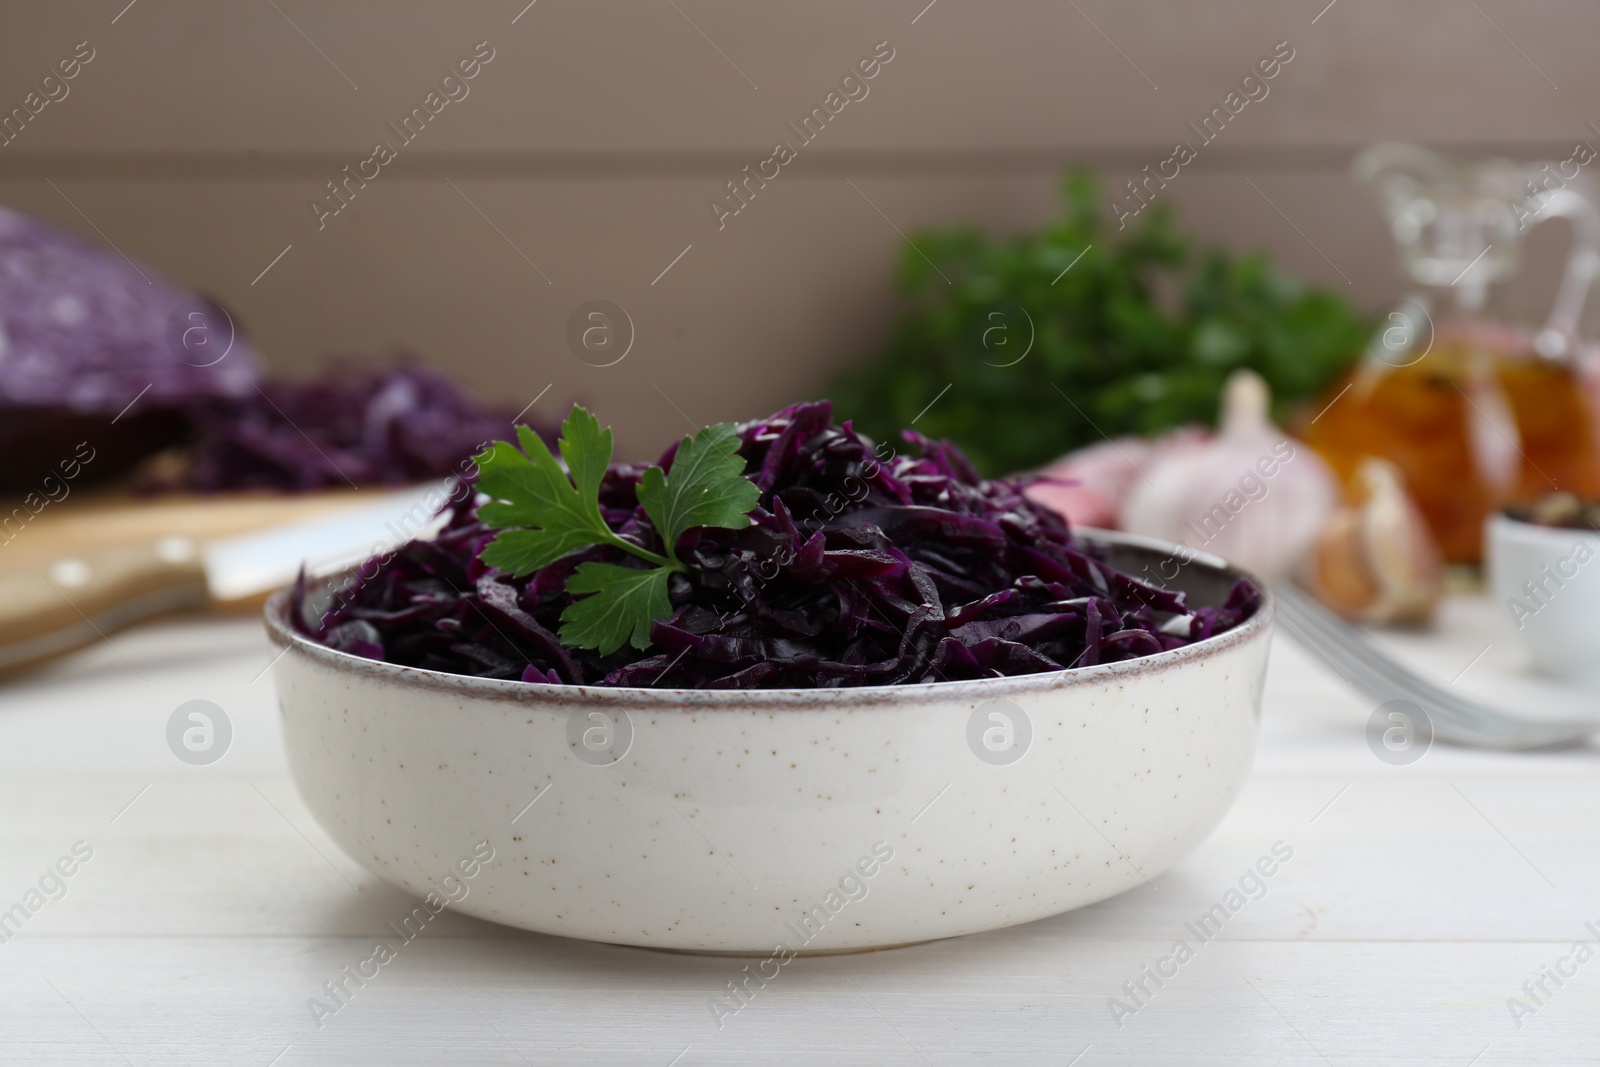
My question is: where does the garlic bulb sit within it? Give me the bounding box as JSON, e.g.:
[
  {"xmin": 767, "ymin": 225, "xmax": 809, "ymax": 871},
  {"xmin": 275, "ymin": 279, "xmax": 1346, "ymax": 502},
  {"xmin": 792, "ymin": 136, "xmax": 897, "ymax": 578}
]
[
  {"xmin": 1119, "ymin": 369, "xmax": 1339, "ymax": 580},
  {"xmin": 1302, "ymin": 457, "xmax": 1443, "ymax": 625},
  {"xmin": 1026, "ymin": 427, "xmax": 1210, "ymax": 529}
]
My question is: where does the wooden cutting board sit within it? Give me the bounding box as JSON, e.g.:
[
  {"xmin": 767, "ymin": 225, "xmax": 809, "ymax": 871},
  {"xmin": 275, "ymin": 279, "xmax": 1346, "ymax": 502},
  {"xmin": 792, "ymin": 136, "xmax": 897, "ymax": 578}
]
[{"xmin": 0, "ymin": 487, "xmax": 391, "ymax": 612}]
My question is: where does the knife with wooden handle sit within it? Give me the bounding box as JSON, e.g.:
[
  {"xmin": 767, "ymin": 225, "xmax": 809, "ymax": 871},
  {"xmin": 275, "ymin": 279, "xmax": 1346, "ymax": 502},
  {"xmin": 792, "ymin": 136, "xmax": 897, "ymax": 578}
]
[{"xmin": 0, "ymin": 481, "xmax": 453, "ymax": 674}]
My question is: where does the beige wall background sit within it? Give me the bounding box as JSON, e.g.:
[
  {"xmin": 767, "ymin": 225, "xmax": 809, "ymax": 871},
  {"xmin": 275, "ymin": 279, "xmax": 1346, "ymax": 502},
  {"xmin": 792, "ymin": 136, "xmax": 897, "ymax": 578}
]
[{"xmin": 0, "ymin": 0, "xmax": 1595, "ymax": 457}]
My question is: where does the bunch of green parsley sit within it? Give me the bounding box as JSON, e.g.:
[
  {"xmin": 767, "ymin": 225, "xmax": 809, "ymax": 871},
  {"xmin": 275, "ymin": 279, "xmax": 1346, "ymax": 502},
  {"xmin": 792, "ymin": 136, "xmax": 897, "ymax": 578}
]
[{"xmin": 829, "ymin": 173, "xmax": 1370, "ymax": 476}]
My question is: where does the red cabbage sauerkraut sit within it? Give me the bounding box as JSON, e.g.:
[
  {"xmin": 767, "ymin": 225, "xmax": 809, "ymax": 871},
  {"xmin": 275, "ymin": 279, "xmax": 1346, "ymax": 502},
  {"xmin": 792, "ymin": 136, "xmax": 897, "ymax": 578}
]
[{"xmin": 293, "ymin": 401, "xmax": 1258, "ymax": 689}]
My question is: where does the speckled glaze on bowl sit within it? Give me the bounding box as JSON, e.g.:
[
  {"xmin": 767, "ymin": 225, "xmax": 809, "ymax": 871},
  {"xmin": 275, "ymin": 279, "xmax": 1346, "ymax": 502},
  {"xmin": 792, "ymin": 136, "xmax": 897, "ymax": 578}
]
[{"xmin": 265, "ymin": 531, "xmax": 1273, "ymax": 954}]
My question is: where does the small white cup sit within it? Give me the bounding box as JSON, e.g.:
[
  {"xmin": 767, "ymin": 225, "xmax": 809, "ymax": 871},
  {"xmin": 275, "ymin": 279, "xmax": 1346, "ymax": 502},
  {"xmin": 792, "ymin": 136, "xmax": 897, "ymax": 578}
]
[{"xmin": 1486, "ymin": 513, "xmax": 1600, "ymax": 681}]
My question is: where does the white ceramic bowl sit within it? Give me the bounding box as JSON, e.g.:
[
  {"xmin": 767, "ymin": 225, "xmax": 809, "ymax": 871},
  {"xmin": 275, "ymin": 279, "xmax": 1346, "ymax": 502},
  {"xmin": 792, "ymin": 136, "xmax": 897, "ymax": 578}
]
[
  {"xmin": 1486, "ymin": 512, "xmax": 1600, "ymax": 681},
  {"xmin": 265, "ymin": 531, "xmax": 1272, "ymax": 954}
]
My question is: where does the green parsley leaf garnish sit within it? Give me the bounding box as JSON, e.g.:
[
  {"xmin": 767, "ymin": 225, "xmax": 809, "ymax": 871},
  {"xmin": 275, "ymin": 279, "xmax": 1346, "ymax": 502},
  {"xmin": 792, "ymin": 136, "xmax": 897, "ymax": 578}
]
[
  {"xmin": 560, "ymin": 563, "xmax": 673, "ymax": 654},
  {"xmin": 474, "ymin": 406, "xmax": 760, "ymax": 655},
  {"xmin": 636, "ymin": 422, "xmax": 758, "ymax": 549}
]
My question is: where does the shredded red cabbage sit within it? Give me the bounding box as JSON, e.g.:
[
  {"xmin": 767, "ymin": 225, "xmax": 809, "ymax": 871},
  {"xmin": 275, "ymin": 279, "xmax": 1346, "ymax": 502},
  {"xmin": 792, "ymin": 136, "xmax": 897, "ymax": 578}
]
[
  {"xmin": 293, "ymin": 401, "xmax": 1258, "ymax": 689},
  {"xmin": 143, "ymin": 362, "xmax": 526, "ymax": 492}
]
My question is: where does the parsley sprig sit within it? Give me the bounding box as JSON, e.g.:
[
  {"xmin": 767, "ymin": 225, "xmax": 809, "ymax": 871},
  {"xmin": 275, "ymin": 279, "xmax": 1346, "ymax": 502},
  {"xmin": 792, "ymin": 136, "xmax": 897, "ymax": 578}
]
[{"xmin": 474, "ymin": 406, "xmax": 760, "ymax": 654}]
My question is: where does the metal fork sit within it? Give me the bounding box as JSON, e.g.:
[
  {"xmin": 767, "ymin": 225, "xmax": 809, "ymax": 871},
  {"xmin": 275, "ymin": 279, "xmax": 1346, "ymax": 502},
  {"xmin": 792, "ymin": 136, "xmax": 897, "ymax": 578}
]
[{"xmin": 1272, "ymin": 583, "xmax": 1600, "ymax": 751}]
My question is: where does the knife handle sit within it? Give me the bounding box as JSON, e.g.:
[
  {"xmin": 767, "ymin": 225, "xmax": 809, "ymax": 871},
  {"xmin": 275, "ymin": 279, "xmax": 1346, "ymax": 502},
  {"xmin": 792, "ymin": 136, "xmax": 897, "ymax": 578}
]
[{"xmin": 0, "ymin": 538, "xmax": 209, "ymax": 675}]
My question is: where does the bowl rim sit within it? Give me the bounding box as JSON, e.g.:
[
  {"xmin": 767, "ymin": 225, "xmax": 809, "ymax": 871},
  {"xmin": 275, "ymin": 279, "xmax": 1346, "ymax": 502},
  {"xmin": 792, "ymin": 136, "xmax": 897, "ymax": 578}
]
[
  {"xmin": 262, "ymin": 528, "xmax": 1274, "ymax": 709},
  {"xmin": 1487, "ymin": 510, "xmax": 1600, "ymax": 544}
]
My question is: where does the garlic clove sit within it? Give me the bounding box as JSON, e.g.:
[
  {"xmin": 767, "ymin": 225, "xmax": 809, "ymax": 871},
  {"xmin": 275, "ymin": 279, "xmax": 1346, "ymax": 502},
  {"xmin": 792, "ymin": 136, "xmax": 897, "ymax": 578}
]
[
  {"xmin": 1303, "ymin": 457, "xmax": 1444, "ymax": 625},
  {"xmin": 1305, "ymin": 509, "xmax": 1382, "ymax": 617}
]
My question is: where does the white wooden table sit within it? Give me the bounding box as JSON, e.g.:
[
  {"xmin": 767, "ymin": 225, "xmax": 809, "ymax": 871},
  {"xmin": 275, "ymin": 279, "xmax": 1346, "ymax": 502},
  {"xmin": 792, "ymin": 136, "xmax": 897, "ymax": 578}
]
[{"xmin": 2, "ymin": 600, "xmax": 1596, "ymax": 1066}]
